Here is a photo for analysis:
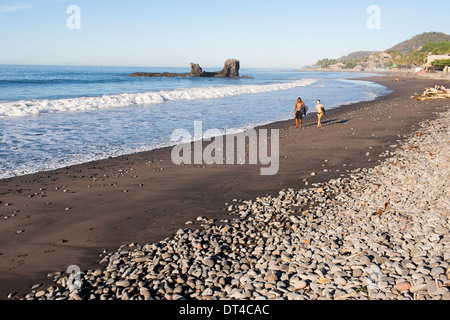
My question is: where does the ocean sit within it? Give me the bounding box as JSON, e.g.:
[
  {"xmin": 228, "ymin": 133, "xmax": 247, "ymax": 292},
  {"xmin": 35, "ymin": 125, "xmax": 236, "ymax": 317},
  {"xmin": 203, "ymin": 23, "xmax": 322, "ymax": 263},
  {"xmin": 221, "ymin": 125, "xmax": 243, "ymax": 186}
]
[{"xmin": 0, "ymin": 65, "xmax": 391, "ymax": 179}]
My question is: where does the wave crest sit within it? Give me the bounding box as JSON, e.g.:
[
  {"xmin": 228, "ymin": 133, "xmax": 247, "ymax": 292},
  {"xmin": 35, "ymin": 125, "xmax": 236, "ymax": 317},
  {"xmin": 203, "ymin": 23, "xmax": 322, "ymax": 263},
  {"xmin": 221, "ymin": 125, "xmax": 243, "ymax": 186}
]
[{"xmin": 0, "ymin": 79, "xmax": 317, "ymax": 118}]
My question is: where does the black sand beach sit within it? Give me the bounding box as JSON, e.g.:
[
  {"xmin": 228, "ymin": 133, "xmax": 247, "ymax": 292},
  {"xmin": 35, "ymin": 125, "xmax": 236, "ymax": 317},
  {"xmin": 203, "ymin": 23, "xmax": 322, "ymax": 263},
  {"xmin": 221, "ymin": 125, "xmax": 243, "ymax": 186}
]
[{"xmin": 0, "ymin": 73, "xmax": 448, "ymax": 299}]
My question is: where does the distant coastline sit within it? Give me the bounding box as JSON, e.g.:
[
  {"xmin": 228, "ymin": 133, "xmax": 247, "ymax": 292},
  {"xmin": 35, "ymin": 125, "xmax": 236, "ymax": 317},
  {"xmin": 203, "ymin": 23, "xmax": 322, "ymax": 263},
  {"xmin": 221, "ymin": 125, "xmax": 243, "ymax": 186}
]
[
  {"xmin": 296, "ymin": 67, "xmax": 450, "ymax": 80},
  {"xmin": 296, "ymin": 68, "xmax": 389, "ymax": 73}
]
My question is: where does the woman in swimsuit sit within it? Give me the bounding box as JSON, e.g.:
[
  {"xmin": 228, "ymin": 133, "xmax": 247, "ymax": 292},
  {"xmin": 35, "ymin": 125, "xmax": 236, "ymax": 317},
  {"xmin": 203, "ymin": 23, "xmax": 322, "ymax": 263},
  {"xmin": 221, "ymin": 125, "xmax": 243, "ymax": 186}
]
[
  {"xmin": 314, "ymin": 99, "xmax": 325, "ymax": 128},
  {"xmin": 294, "ymin": 97, "xmax": 306, "ymax": 128}
]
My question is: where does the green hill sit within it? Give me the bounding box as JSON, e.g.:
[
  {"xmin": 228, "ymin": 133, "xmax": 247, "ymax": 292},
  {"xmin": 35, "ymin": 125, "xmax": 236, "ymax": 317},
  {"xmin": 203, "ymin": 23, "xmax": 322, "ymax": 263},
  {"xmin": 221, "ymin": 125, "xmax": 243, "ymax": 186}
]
[
  {"xmin": 312, "ymin": 32, "xmax": 450, "ymax": 70},
  {"xmin": 388, "ymin": 32, "xmax": 450, "ymax": 54},
  {"xmin": 338, "ymin": 51, "xmax": 380, "ymax": 62}
]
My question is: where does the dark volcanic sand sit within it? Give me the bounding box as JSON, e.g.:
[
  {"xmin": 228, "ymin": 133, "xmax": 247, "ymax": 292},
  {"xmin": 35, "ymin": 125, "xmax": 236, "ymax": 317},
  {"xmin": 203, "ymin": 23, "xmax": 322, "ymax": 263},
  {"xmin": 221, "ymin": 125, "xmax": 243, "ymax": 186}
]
[{"xmin": 0, "ymin": 74, "xmax": 448, "ymax": 299}]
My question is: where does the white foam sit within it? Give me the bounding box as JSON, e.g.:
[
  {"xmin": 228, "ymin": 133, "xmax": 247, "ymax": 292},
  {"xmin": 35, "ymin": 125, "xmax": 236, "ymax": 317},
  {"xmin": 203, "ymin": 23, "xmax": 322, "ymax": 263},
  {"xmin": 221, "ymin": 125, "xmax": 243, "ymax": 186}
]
[
  {"xmin": 0, "ymin": 79, "xmax": 317, "ymax": 118},
  {"xmin": 364, "ymin": 91, "xmax": 379, "ymax": 100}
]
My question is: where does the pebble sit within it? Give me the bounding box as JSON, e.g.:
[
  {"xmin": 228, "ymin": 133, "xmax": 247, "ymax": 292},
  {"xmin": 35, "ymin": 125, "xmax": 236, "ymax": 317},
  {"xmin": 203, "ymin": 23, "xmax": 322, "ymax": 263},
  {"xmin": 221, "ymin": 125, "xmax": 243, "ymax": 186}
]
[
  {"xmin": 31, "ymin": 284, "xmax": 42, "ymax": 290},
  {"xmin": 395, "ymin": 282, "xmax": 411, "ymax": 291},
  {"xmin": 116, "ymin": 280, "xmax": 130, "ymax": 288},
  {"xmin": 410, "ymin": 284, "xmax": 428, "ymax": 293},
  {"xmin": 203, "ymin": 257, "xmax": 215, "ymax": 267},
  {"xmin": 427, "ymin": 280, "xmax": 438, "ymax": 295},
  {"xmin": 13, "ymin": 107, "xmax": 450, "ymax": 301},
  {"xmin": 291, "ymin": 280, "xmax": 307, "ymax": 290},
  {"xmin": 70, "ymin": 291, "xmax": 83, "ymax": 301},
  {"xmin": 430, "ymin": 267, "xmax": 445, "ymax": 277}
]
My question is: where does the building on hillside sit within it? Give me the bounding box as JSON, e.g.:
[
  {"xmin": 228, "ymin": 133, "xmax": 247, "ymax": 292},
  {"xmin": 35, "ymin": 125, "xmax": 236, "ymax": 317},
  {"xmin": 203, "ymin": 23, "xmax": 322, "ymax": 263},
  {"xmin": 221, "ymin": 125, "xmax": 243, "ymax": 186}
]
[
  {"xmin": 380, "ymin": 53, "xmax": 392, "ymax": 60},
  {"xmin": 423, "ymin": 54, "xmax": 450, "ymax": 72},
  {"xmin": 425, "ymin": 54, "xmax": 450, "ymax": 65},
  {"xmin": 329, "ymin": 62, "xmax": 346, "ymax": 70}
]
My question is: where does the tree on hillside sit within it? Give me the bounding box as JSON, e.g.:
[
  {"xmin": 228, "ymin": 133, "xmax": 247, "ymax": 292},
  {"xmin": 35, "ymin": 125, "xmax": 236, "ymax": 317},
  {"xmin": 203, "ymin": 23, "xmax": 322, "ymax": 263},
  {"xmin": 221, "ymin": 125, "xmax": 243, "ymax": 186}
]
[
  {"xmin": 421, "ymin": 41, "xmax": 450, "ymax": 55},
  {"xmin": 432, "ymin": 59, "xmax": 450, "ymax": 66},
  {"xmin": 312, "ymin": 33, "xmax": 450, "ymax": 69},
  {"xmin": 388, "ymin": 32, "xmax": 450, "ymax": 54},
  {"xmin": 316, "ymin": 58, "xmax": 338, "ymax": 68},
  {"xmin": 408, "ymin": 51, "xmax": 427, "ymax": 66},
  {"xmin": 388, "ymin": 51, "xmax": 409, "ymax": 66},
  {"xmin": 344, "ymin": 60, "xmax": 358, "ymax": 69},
  {"xmin": 406, "ymin": 41, "xmax": 450, "ymax": 66}
]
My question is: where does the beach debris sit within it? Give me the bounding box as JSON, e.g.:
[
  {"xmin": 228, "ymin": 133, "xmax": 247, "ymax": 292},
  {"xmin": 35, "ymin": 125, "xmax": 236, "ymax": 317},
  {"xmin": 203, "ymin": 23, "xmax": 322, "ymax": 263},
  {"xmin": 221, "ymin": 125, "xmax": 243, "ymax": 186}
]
[{"xmin": 410, "ymin": 87, "xmax": 450, "ymax": 101}]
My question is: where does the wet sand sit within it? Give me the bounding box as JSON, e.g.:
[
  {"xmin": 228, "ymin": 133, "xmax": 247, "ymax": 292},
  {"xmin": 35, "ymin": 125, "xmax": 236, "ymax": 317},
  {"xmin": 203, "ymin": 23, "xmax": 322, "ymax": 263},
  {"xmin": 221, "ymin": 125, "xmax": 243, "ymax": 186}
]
[{"xmin": 0, "ymin": 74, "xmax": 448, "ymax": 299}]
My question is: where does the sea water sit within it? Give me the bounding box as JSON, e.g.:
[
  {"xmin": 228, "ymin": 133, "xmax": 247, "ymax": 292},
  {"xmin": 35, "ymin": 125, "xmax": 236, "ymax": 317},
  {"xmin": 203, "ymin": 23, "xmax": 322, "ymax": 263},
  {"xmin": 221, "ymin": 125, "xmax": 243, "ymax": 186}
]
[{"xmin": 0, "ymin": 65, "xmax": 391, "ymax": 178}]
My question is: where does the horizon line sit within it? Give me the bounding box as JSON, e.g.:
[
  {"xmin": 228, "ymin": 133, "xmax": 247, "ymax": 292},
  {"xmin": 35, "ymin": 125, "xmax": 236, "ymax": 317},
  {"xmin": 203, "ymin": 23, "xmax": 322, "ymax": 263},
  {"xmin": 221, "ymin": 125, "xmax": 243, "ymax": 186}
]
[{"xmin": 0, "ymin": 63, "xmax": 306, "ymax": 70}]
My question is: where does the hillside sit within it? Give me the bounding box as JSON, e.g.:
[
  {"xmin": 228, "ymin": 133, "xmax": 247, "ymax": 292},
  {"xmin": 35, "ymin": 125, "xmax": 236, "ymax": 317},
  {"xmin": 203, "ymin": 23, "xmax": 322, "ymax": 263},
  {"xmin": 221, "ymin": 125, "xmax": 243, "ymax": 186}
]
[
  {"xmin": 338, "ymin": 51, "xmax": 380, "ymax": 62},
  {"xmin": 388, "ymin": 32, "xmax": 450, "ymax": 54},
  {"xmin": 312, "ymin": 32, "xmax": 450, "ymax": 71}
]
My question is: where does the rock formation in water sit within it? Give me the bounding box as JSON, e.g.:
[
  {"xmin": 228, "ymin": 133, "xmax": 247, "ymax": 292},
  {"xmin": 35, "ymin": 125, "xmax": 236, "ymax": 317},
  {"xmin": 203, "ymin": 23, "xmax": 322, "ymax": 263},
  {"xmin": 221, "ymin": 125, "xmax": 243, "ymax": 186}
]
[{"xmin": 129, "ymin": 59, "xmax": 247, "ymax": 78}]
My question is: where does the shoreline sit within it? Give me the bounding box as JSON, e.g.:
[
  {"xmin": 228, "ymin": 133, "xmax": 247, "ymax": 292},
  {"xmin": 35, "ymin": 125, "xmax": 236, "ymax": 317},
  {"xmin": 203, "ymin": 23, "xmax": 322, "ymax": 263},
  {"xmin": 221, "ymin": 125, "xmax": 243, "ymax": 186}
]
[
  {"xmin": 20, "ymin": 104, "xmax": 449, "ymax": 301},
  {"xmin": 298, "ymin": 68, "xmax": 450, "ymax": 80},
  {"xmin": 0, "ymin": 74, "xmax": 449, "ymax": 299},
  {"xmin": 0, "ymin": 73, "xmax": 393, "ymax": 180}
]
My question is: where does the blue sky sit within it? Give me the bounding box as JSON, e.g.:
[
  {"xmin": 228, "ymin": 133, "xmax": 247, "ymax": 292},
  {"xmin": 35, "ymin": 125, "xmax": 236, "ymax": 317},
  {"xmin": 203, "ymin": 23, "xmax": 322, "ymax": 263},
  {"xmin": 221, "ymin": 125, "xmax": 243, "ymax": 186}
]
[{"xmin": 0, "ymin": 0, "xmax": 449, "ymax": 68}]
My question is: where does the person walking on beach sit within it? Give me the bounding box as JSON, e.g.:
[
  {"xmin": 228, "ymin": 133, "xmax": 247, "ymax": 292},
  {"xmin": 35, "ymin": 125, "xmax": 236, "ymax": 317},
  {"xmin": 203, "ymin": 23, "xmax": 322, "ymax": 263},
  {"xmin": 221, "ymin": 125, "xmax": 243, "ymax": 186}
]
[
  {"xmin": 314, "ymin": 99, "xmax": 325, "ymax": 128},
  {"xmin": 294, "ymin": 97, "xmax": 307, "ymax": 128}
]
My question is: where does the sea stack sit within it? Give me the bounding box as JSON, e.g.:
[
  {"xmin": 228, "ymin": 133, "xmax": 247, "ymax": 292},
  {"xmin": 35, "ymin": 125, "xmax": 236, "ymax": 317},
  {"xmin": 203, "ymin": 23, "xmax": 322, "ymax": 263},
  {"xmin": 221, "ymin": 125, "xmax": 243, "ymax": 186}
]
[
  {"xmin": 214, "ymin": 59, "xmax": 240, "ymax": 78},
  {"xmin": 129, "ymin": 59, "xmax": 242, "ymax": 78}
]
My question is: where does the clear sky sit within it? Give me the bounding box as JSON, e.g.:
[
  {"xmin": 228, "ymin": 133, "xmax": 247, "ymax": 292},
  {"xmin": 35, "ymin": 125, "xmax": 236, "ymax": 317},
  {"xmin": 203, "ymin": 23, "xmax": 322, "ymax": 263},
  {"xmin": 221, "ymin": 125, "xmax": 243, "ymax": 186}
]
[{"xmin": 0, "ymin": 0, "xmax": 449, "ymax": 68}]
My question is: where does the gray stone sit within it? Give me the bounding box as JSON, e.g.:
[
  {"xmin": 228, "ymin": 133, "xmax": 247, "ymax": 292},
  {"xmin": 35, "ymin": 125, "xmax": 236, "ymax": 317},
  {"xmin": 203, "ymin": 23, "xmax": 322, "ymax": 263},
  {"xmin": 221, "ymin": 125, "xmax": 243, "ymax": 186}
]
[
  {"xmin": 426, "ymin": 281, "xmax": 438, "ymax": 295},
  {"xmin": 410, "ymin": 283, "xmax": 428, "ymax": 293},
  {"xmin": 202, "ymin": 288, "xmax": 214, "ymax": 296},
  {"xmin": 31, "ymin": 284, "xmax": 42, "ymax": 290},
  {"xmin": 353, "ymin": 269, "xmax": 363, "ymax": 277},
  {"xmin": 291, "ymin": 280, "xmax": 307, "ymax": 290},
  {"xmin": 335, "ymin": 278, "xmax": 347, "ymax": 286},
  {"xmin": 430, "ymin": 266, "xmax": 445, "ymax": 277},
  {"xmin": 116, "ymin": 280, "xmax": 131, "ymax": 288},
  {"xmin": 203, "ymin": 257, "xmax": 215, "ymax": 267}
]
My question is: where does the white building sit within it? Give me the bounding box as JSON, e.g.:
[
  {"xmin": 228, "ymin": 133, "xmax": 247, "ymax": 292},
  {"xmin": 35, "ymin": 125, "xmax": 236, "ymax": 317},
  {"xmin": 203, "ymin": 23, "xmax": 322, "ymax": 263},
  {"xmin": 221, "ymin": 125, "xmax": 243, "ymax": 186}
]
[{"xmin": 425, "ymin": 54, "xmax": 450, "ymax": 65}]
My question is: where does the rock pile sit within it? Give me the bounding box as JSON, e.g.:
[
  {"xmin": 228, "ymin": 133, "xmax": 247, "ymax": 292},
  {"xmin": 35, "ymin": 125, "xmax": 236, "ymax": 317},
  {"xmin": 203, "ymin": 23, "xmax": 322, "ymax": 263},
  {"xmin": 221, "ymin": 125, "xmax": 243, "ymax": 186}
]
[{"xmin": 14, "ymin": 107, "xmax": 450, "ymax": 300}]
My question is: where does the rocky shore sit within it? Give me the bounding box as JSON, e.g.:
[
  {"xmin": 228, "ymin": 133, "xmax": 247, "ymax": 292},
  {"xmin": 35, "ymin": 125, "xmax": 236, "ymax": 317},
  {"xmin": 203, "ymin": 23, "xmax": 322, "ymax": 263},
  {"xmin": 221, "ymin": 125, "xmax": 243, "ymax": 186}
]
[{"xmin": 13, "ymin": 105, "xmax": 449, "ymax": 301}]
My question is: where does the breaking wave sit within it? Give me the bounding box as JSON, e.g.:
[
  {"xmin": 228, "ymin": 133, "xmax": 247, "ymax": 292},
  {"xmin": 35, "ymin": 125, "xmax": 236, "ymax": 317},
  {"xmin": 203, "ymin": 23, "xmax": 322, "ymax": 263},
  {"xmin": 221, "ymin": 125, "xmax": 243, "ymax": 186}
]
[{"xmin": 0, "ymin": 79, "xmax": 317, "ymax": 118}]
